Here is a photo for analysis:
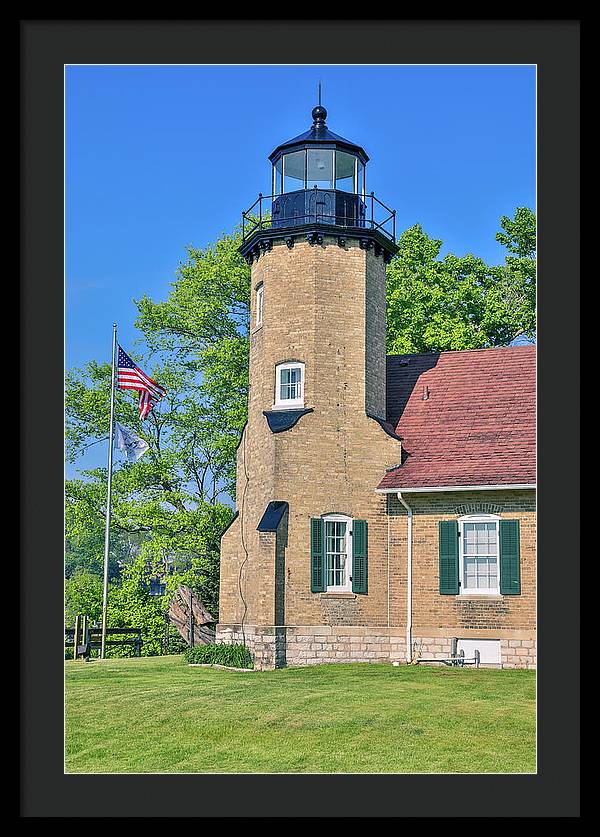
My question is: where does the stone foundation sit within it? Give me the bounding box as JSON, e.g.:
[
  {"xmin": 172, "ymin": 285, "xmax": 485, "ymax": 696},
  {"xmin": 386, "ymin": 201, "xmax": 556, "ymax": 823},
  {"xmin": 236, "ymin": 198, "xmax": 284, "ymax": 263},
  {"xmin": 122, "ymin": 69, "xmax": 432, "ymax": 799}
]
[
  {"xmin": 215, "ymin": 624, "xmax": 281, "ymax": 670},
  {"xmin": 216, "ymin": 624, "xmax": 536, "ymax": 670},
  {"xmin": 285, "ymin": 626, "xmax": 407, "ymax": 667},
  {"xmin": 217, "ymin": 623, "xmax": 405, "ymax": 670},
  {"xmin": 412, "ymin": 633, "xmax": 536, "ymax": 669},
  {"xmin": 500, "ymin": 637, "xmax": 537, "ymax": 669}
]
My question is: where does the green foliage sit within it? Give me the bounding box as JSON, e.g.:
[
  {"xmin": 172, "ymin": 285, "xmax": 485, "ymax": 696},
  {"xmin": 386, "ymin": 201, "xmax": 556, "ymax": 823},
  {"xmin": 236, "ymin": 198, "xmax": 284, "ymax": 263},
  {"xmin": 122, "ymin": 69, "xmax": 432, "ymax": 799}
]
[
  {"xmin": 386, "ymin": 208, "xmax": 536, "ymax": 354},
  {"xmin": 135, "ymin": 227, "xmax": 250, "ymax": 495},
  {"xmin": 66, "ymin": 352, "xmax": 235, "ymax": 622},
  {"xmin": 65, "ymin": 237, "xmax": 246, "ymax": 626},
  {"xmin": 495, "ymin": 206, "xmax": 536, "ymax": 258},
  {"xmin": 103, "ymin": 556, "xmax": 166, "ymax": 657},
  {"xmin": 65, "ymin": 476, "xmax": 129, "ymax": 580},
  {"xmin": 184, "ymin": 643, "xmax": 254, "ymax": 669},
  {"xmin": 64, "ymin": 561, "xmax": 194, "ymax": 657},
  {"xmin": 65, "ymin": 571, "xmax": 103, "ymax": 626}
]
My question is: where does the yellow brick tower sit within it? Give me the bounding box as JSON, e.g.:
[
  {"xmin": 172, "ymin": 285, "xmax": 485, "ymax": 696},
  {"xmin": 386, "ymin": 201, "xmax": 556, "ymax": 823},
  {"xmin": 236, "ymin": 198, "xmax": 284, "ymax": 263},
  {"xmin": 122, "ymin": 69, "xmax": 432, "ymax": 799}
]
[{"xmin": 218, "ymin": 99, "xmax": 402, "ymax": 668}]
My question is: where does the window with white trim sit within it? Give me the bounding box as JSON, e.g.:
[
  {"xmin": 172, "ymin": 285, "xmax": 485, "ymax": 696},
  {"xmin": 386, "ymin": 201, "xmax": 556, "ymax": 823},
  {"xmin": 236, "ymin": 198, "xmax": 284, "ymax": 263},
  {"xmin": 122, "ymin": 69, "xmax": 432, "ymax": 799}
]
[
  {"xmin": 459, "ymin": 514, "xmax": 500, "ymax": 594},
  {"xmin": 274, "ymin": 361, "xmax": 304, "ymax": 409},
  {"xmin": 255, "ymin": 283, "xmax": 264, "ymax": 327},
  {"xmin": 324, "ymin": 514, "xmax": 352, "ymax": 592}
]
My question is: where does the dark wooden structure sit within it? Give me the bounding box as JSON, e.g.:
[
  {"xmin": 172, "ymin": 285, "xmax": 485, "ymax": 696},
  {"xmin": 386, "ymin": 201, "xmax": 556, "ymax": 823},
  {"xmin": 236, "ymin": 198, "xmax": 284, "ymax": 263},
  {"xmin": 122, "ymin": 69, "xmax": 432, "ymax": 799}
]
[
  {"xmin": 65, "ymin": 625, "xmax": 142, "ymax": 659},
  {"xmin": 167, "ymin": 585, "xmax": 216, "ymax": 646}
]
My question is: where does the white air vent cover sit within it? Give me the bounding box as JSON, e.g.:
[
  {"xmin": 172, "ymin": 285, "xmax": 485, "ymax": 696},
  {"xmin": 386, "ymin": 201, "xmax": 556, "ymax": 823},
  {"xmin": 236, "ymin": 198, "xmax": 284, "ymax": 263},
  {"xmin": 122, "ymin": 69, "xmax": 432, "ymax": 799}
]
[{"xmin": 457, "ymin": 638, "xmax": 501, "ymax": 665}]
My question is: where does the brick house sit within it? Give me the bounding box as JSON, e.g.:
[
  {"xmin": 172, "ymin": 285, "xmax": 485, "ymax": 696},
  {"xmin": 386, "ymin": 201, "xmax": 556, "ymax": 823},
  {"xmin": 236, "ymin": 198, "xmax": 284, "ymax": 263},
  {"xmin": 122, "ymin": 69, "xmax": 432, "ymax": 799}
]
[{"xmin": 217, "ymin": 103, "xmax": 536, "ymax": 670}]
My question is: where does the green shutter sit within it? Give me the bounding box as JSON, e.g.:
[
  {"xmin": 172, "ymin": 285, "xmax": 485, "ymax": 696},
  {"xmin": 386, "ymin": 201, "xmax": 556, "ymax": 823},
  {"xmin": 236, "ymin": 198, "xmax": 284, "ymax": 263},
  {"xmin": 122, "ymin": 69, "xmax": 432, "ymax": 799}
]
[
  {"xmin": 499, "ymin": 519, "xmax": 521, "ymax": 595},
  {"xmin": 352, "ymin": 520, "xmax": 368, "ymax": 594},
  {"xmin": 439, "ymin": 520, "xmax": 459, "ymax": 594},
  {"xmin": 310, "ymin": 518, "xmax": 325, "ymax": 592}
]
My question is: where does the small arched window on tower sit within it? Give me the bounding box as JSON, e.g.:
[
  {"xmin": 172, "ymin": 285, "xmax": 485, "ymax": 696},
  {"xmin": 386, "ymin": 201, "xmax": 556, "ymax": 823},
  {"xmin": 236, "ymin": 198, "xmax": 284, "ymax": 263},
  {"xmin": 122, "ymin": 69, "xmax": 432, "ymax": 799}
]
[
  {"xmin": 255, "ymin": 283, "xmax": 264, "ymax": 328},
  {"xmin": 274, "ymin": 361, "xmax": 305, "ymax": 409}
]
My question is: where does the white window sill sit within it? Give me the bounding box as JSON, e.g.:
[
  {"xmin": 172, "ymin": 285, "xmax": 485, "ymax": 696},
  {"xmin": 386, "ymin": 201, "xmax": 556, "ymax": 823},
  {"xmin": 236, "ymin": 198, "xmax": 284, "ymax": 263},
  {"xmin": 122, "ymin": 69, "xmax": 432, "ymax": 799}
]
[
  {"xmin": 321, "ymin": 591, "xmax": 356, "ymax": 599},
  {"xmin": 271, "ymin": 401, "xmax": 305, "ymax": 411},
  {"xmin": 456, "ymin": 593, "xmax": 503, "ymax": 601}
]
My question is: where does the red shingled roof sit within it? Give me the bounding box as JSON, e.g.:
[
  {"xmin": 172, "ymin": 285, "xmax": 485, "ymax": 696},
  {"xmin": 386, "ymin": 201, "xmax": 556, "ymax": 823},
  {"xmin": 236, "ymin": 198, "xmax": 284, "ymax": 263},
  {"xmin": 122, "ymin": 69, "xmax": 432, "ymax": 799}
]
[{"xmin": 377, "ymin": 346, "xmax": 536, "ymax": 491}]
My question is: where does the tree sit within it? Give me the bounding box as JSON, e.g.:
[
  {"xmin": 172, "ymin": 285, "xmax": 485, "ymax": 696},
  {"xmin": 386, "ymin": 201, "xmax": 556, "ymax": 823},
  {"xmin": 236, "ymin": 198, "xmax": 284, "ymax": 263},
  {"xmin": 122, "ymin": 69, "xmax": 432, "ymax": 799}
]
[
  {"xmin": 134, "ymin": 228, "xmax": 250, "ymax": 496},
  {"xmin": 65, "ymin": 571, "xmax": 103, "ymax": 626},
  {"xmin": 386, "ymin": 207, "xmax": 536, "ymax": 354},
  {"xmin": 105, "ymin": 556, "xmax": 169, "ymax": 657},
  {"xmin": 496, "ymin": 206, "xmax": 536, "ymax": 258},
  {"xmin": 65, "ymin": 354, "xmax": 233, "ymax": 621},
  {"xmin": 65, "ymin": 476, "xmax": 130, "ymax": 580}
]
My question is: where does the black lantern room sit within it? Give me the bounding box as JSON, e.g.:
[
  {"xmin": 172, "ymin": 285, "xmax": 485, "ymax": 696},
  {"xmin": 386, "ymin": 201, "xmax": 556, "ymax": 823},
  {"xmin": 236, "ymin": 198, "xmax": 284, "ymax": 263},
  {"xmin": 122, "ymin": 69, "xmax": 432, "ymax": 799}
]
[
  {"xmin": 270, "ymin": 103, "xmax": 368, "ymax": 230},
  {"xmin": 240, "ymin": 99, "xmax": 398, "ymax": 263}
]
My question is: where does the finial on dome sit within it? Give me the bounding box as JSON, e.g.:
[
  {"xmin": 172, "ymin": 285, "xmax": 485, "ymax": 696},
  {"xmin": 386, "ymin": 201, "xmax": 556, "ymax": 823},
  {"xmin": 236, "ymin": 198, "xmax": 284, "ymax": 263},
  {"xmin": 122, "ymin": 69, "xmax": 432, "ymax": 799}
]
[{"xmin": 312, "ymin": 81, "xmax": 327, "ymax": 126}]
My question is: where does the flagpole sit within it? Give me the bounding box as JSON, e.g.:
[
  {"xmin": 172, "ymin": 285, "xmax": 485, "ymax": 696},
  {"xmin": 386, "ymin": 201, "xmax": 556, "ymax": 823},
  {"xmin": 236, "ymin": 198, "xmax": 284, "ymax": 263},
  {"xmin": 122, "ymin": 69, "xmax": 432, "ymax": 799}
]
[{"xmin": 100, "ymin": 323, "xmax": 117, "ymax": 659}]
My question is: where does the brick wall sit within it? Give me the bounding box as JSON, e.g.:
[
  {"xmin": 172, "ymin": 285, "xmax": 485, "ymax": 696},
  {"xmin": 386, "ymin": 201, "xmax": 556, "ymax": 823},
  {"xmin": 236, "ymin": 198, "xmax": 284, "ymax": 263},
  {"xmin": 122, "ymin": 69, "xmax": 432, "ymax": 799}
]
[
  {"xmin": 387, "ymin": 491, "xmax": 536, "ymax": 634},
  {"xmin": 219, "ymin": 237, "xmax": 401, "ymax": 630}
]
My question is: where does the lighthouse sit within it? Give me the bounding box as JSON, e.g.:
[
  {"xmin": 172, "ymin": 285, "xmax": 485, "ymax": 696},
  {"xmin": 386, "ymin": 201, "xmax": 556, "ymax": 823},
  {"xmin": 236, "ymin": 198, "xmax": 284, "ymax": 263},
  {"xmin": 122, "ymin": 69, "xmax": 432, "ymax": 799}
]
[{"xmin": 217, "ymin": 97, "xmax": 403, "ymax": 669}]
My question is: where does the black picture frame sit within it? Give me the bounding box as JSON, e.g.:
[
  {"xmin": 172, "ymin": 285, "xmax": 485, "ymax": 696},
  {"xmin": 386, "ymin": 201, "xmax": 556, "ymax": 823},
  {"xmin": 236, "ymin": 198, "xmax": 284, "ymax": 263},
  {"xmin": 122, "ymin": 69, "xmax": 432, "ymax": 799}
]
[{"xmin": 21, "ymin": 19, "xmax": 580, "ymax": 818}]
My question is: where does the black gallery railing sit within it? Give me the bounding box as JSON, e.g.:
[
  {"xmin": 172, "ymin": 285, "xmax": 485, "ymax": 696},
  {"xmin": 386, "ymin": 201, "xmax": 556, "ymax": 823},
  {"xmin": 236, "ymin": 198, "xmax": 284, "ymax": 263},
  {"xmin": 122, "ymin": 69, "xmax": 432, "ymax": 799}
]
[{"xmin": 242, "ymin": 188, "xmax": 396, "ymax": 244}]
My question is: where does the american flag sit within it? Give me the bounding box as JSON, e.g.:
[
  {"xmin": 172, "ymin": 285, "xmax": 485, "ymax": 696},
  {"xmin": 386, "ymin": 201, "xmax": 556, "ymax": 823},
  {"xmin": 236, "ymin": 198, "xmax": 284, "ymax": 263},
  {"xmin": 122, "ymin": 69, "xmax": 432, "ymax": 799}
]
[{"xmin": 117, "ymin": 345, "xmax": 167, "ymax": 420}]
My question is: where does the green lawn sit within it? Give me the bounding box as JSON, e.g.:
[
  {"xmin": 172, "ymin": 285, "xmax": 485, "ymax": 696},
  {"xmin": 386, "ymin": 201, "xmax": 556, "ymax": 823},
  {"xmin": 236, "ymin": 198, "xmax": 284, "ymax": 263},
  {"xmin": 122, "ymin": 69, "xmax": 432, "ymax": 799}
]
[{"xmin": 65, "ymin": 655, "xmax": 536, "ymax": 773}]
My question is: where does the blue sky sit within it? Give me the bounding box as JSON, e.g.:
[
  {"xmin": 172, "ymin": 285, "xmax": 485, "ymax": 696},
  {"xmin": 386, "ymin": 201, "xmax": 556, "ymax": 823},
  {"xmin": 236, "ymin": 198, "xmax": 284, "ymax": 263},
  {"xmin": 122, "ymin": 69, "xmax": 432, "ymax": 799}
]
[{"xmin": 66, "ymin": 64, "xmax": 535, "ymax": 471}]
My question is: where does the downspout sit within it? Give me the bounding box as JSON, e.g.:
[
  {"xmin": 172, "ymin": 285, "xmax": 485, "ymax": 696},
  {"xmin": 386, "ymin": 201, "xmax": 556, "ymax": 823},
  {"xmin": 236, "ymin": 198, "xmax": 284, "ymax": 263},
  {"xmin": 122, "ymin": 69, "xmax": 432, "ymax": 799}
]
[{"xmin": 397, "ymin": 492, "xmax": 413, "ymax": 663}]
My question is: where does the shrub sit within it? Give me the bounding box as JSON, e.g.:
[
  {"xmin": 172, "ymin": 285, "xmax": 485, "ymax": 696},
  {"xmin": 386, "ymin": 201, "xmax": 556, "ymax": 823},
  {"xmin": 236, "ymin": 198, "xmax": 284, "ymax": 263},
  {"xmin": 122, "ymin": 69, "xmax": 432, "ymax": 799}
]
[{"xmin": 184, "ymin": 643, "xmax": 253, "ymax": 669}]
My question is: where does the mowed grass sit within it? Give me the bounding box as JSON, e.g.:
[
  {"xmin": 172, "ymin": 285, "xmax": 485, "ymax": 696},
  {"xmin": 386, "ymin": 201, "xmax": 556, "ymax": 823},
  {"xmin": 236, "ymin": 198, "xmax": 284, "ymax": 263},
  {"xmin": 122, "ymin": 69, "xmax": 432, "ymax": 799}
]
[{"xmin": 65, "ymin": 656, "xmax": 535, "ymax": 773}]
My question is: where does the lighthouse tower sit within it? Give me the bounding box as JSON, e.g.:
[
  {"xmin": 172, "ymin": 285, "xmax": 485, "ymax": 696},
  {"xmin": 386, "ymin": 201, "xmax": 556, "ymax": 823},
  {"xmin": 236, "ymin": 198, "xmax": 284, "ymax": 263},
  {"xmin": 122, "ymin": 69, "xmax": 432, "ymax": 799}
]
[{"xmin": 218, "ymin": 99, "xmax": 402, "ymax": 669}]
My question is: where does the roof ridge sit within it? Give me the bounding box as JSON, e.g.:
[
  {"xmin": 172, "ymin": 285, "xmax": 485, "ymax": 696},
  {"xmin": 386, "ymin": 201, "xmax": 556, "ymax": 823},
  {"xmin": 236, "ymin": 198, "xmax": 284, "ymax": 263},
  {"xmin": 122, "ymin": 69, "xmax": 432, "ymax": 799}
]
[{"xmin": 386, "ymin": 345, "xmax": 536, "ymax": 361}]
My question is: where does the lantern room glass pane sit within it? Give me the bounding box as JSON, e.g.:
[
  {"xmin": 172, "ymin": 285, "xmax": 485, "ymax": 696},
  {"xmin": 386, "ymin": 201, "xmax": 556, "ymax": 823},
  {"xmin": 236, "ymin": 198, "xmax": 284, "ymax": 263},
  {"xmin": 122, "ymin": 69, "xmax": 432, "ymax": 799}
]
[
  {"xmin": 357, "ymin": 162, "xmax": 365, "ymax": 197},
  {"xmin": 335, "ymin": 151, "xmax": 356, "ymax": 192},
  {"xmin": 283, "ymin": 150, "xmax": 305, "ymax": 193},
  {"xmin": 273, "ymin": 158, "xmax": 283, "ymax": 196},
  {"xmin": 307, "ymin": 148, "xmax": 333, "ymax": 189}
]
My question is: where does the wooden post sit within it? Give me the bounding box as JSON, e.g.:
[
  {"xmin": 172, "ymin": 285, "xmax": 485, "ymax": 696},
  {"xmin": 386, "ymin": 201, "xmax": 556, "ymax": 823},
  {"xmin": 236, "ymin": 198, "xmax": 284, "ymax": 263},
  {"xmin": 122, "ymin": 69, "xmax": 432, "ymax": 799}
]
[
  {"xmin": 73, "ymin": 615, "xmax": 80, "ymax": 660},
  {"xmin": 82, "ymin": 615, "xmax": 89, "ymax": 659},
  {"xmin": 188, "ymin": 587, "xmax": 194, "ymax": 648}
]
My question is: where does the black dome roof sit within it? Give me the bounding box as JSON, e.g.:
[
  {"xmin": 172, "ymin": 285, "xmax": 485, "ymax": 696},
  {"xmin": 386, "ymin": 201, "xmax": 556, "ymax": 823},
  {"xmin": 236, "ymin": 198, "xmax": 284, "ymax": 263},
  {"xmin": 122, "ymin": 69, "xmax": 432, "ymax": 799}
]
[{"xmin": 268, "ymin": 105, "xmax": 369, "ymax": 164}]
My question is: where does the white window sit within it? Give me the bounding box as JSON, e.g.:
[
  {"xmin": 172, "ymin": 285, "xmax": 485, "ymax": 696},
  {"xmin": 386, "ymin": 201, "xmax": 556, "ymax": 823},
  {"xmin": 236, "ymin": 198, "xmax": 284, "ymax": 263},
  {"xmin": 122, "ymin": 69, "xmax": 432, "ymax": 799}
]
[
  {"xmin": 324, "ymin": 514, "xmax": 352, "ymax": 592},
  {"xmin": 255, "ymin": 284, "xmax": 264, "ymax": 327},
  {"xmin": 274, "ymin": 362, "xmax": 304, "ymax": 409},
  {"xmin": 459, "ymin": 515, "xmax": 500, "ymax": 595}
]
